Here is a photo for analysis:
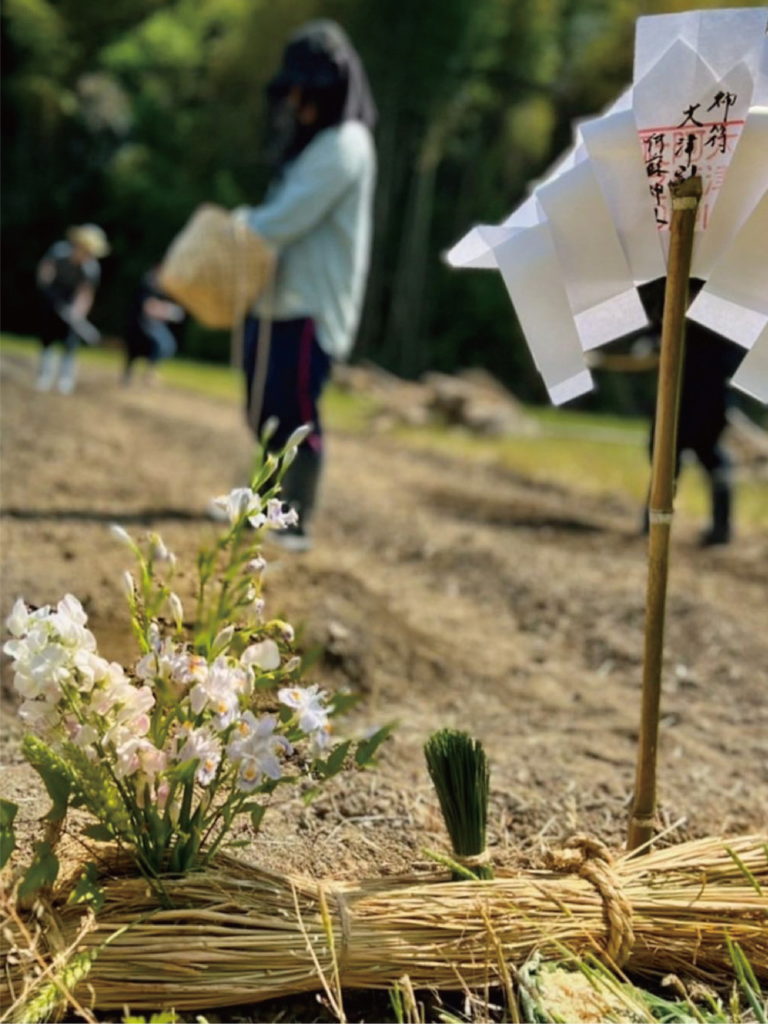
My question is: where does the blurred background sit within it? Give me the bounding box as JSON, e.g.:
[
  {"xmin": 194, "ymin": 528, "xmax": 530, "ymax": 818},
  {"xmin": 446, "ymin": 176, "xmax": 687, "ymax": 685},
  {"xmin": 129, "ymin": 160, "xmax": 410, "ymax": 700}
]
[{"xmin": 0, "ymin": 0, "xmax": 758, "ymax": 415}]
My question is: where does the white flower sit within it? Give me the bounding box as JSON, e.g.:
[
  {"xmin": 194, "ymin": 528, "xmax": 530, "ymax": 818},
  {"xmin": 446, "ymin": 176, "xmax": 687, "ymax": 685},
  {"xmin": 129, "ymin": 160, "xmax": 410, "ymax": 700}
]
[
  {"xmin": 309, "ymin": 721, "xmax": 334, "ymax": 758},
  {"xmin": 265, "ymin": 498, "xmax": 299, "ymax": 531},
  {"xmin": 73, "ymin": 648, "xmax": 112, "ymax": 692},
  {"xmin": 122, "ymin": 571, "xmax": 135, "ymax": 596},
  {"xmin": 176, "ymin": 653, "xmax": 209, "ymax": 687},
  {"xmin": 49, "ymin": 595, "xmax": 96, "ymax": 650},
  {"xmin": 176, "ymin": 726, "xmax": 221, "ymax": 786},
  {"xmin": 5, "ymin": 598, "xmax": 30, "ymax": 637},
  {"xmin": 241, "ymin": 639, "xmax": 280, "ymax": 672},
  {"xmin": 189, "ymin": 656, "xmax": 248, "ymax": 727},
  {"xmin": 229, "ymin": 714, "xmax": 291, "ymax": 791},
  {"xmin": 13, "ymin": 644, "xmax": 71, "ymax": 701},
  {"xmin": 65, "ymin": 718, "xmax": 99, "ymax": 749},
  {"xmin": 278, "ymin": 684, "xmax": 329, "ymax": 733},
  {"xmin": 211, "ymin": 487, "xmax": 263, "ymax": 525},
  {"xmin": 99, "ymin": 674, "xmax": 155, "ymax": 747},
  {"xmin": 115, "ymin": 737, "xmax": 167, "ymax": 780}
]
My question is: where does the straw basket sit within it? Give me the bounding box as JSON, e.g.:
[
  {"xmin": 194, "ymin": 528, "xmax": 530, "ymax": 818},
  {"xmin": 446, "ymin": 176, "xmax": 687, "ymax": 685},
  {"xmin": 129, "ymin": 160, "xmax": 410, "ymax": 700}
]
[
  {"xmin": 157, "ymin": 203, "xmax": 275, "ymax": 330},
  {"xmin": 2, "ymin": 834, "xmax": 765, "ymax": 1015}
]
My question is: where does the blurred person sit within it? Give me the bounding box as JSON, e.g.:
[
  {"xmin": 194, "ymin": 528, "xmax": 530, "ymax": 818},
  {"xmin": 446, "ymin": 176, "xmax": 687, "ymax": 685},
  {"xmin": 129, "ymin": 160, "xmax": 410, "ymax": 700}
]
[
  {"xmin": 123, "ymin": 267, "xmax": 185, "ymax": 386},
  {"xmin": 35, "ymin": 223, "xmax": 109, "ymax": 394},
  {"xmin": 593, "ymin": 277, "xmax": 745, "ymax": 546},
  {"xmin": 233, "ymin": 19, "xmax": 377, "ymax": 551}
]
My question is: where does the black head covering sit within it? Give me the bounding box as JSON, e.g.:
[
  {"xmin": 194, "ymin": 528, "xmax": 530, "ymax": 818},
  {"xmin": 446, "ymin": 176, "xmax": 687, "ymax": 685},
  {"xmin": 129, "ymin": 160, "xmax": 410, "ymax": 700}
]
[{"xmin": 266, "ymin": 20, "xmax": 377, "ymax": 168}]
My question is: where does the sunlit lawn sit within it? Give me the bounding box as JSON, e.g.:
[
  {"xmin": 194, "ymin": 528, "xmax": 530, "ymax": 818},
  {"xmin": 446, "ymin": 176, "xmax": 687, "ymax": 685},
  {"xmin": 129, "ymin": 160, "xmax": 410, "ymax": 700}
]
[{"xmin": 3, "ymin": 333, "xmax": 765, "ymax": 529}]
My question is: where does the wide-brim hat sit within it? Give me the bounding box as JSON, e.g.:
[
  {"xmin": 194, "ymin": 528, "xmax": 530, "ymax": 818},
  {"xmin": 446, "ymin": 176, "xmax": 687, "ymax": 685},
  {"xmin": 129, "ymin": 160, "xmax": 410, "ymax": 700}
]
[{"xmin": 66, "ymin": 223, "xmax": 110, "ymax": 259}]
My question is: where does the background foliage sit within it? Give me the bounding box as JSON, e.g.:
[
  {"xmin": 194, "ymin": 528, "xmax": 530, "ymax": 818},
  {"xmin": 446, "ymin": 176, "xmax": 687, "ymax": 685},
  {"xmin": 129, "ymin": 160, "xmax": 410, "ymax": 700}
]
[{"xmin": 0, "ymin": 0, "xmax": 751, "ymax": 407}]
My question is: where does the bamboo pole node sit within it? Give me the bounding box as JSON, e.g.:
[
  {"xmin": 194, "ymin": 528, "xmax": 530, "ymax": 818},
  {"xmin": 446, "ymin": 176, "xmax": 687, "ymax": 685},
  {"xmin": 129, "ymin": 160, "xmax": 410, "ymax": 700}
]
[
  {"xmin": 547, "ymin": 836, "xmax": 635, "ymax": 967},
  {"xmin": 648, "ymin": 510, "xmax": 674, "ymax": 525},
  {"xmin": 671, "ymin": 195, "xmax": 699, "ymax": 211}
]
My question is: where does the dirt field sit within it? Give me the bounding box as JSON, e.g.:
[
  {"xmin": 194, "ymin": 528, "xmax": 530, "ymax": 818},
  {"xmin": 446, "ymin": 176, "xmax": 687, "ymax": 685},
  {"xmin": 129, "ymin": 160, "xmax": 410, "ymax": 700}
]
[{"xmin": 2, "ymin": 345, "xmax": 767, "ymax": 890}]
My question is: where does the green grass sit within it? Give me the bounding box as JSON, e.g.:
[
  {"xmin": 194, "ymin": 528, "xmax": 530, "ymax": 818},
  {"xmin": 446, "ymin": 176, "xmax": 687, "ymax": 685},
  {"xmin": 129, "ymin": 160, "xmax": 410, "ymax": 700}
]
[{"xmin": 3, "ymin": 333, "xmax": 765, "ymax": 529}]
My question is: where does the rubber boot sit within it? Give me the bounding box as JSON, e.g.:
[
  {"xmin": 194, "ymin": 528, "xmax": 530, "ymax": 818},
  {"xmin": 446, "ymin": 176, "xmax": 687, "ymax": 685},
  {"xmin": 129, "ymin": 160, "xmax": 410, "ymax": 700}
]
[
  {"xmin": 700, "ymin": 477, "xmax": 732, "ymax": 546},
  {"xmin": 277, "ymin": 445, "xmax": 322, "ymax": 549},
  {"xmin": 36, "ymin": 348, "xmax": 58, "ymax": 391}
]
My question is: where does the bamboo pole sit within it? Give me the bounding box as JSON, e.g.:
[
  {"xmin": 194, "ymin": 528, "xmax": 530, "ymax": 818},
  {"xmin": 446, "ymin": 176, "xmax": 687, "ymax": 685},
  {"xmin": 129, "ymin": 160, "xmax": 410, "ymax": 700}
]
[{"xmin": 627, "ymin": 176, "xmax": 702, "ymax": 852}]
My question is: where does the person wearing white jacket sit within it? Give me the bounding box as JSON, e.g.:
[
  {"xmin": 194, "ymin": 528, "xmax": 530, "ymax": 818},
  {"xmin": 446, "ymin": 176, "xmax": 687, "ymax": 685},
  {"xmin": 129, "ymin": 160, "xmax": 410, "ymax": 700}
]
[{"xmin": 236, "ymin": 20, "xmax": 377, "ymax": 551}]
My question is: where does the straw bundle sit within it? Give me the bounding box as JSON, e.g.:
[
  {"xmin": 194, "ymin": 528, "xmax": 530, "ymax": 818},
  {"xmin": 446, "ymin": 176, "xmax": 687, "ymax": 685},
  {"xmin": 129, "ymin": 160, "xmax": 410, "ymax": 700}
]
[
  {"xmin": 2, "ymin": 835, "xmax": 765, "ymax": 1013},
  {"xmin": 158, "ymin": 203, "xmax": 275, "ymax": 329}
]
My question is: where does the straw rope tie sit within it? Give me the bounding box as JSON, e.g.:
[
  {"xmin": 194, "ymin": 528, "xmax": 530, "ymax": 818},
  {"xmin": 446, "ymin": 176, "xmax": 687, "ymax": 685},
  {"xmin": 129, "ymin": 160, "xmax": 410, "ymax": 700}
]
[
  {"xmin": 455, "ymin": 849, "xmax": 491, "ymax": 870},
  {"xmin": 319, "ymin": 883, "xmax": 352, "ymax": 971},
  {"xmin": 549, "ymin": 835, "xmax": 635, "ymax": 967}
]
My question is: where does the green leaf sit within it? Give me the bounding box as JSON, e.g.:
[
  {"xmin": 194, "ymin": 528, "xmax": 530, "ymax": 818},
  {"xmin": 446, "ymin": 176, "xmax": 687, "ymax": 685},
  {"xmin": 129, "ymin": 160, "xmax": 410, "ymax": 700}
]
[
  {"xmin": 68, "ymin": 862, "xmax": 105, "ymax": 912},
  {"xmin": 0, "ymin": 798, "xmax": 18, "ymax": 868},
  {"xmin": 166, "ymin": 758, "xmax": 197, "ymax": 784},
  {"xmin": 19, "ymin": 841, "xmax": 59, "ymax": 901},
  {"xmin": 83, "ymin": 823, "xmax": 114, "ymax": 842},
  {"xmin": 315, "ymin": 739, "xmax": 352, "ymax": 779},
  {"xmin": 249, "ymin": 804, "xmax": 266, "ymax": 831},
  {"xmin": 355, "ymin": 724, "xmax": 395, "ymax": 767}
]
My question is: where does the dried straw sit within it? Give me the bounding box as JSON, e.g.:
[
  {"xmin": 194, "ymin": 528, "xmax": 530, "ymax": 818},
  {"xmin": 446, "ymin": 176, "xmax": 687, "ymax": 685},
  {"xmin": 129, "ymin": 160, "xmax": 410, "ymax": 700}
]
[{"xmin": 2, "ymin": 835, "xmax": 765, "ymax": 1014}]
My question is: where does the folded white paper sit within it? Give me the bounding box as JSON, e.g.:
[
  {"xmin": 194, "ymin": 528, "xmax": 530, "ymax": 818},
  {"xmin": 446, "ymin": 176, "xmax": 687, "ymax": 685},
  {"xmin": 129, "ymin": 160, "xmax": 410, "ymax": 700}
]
[
  {"xmin": 534, "ymin": 160, "xmax": 648, "ymax": 350},
  {"xmin": 691, "ymin": 106, "xmax": 768, "ymax": 279},
  {"xmin": 493, "ymin": 226, "xmax": 593, "ymax": 404},
  {"xmin": 730, "ymin": 325, "xmax": 768, "ymax": 402},
  {"xmin": 633, "ymin": 9, "xmax": 767, "ymax": 233},
  {"xmin": 445, "ymin": 8, "xmax": 768, "ymax": 406},
  {"xmin": 578, "ymin": 108, "xmax": 666, "ymax": 284},
  {"xmin": 687, "ymin": 189, "xmax": 768, "ymax": 349}
]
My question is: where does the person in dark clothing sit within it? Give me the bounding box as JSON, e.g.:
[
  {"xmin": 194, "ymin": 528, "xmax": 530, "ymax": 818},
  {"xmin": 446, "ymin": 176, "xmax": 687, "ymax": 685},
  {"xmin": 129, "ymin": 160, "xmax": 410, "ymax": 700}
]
[
  {"xmin": 123, "ymin": 268, "xmax": 185, "ymax": 386},
  {"xmin": 35, "ymin": 224, "xmax": 109, "ymax": 394},
  {"xmin": 234, "ymin": 20, "xmax": 377, "ymax": 551},
  {"xmin": 640, "ymin": 278, "xmax": 745, "ymax": 545}
]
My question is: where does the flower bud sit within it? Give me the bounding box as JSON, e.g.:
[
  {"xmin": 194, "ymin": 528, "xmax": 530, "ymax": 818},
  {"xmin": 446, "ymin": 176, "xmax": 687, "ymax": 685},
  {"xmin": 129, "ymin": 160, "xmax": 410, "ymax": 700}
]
[
  {"xmin": 168, "ymin": 592, "xmax": 184, "ymax": 629},
  {"xmin": 110, "ymin": 524, "xmax": 133, "ymax": 547},
  {"xmin": 284, "ymin": 423, "xmax": 312, "ymax": 451}
]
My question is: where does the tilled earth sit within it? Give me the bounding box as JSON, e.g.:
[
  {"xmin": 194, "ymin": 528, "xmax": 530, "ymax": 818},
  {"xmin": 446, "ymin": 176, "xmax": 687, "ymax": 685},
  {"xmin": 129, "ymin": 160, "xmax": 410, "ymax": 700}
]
[{"xmin": 1, "ymin": 347, "xmax": 767, "ymax": 888}]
